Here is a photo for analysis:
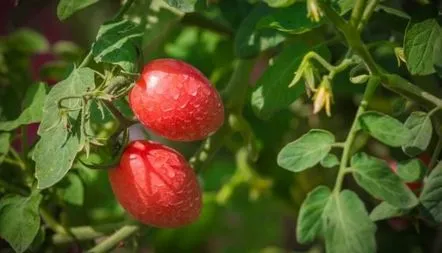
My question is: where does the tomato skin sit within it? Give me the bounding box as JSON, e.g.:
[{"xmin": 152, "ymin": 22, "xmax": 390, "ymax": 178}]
[
  {"xmin": 129, "ymin": 59, "xmax": 224, "ymax": 141},
  {"xmin": 108, "ymin": 140, "xmax": 202, "ymax": 228}
]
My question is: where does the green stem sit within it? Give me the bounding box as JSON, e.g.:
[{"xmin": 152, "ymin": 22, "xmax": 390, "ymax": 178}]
[
  {"xmin": 114, "ymin": 0, "xmax": 136, "ymax": 20},
  {"xmin": 357, "ymin": 0, "xmax": 380, "ymax": 31},
  {"xmin": 222, "ymin": 59, "xmax": 256, "ymax": 112},
  {"xmin": 102, "ymin": 100, "xmax": 137, "ymax": 131},
  {"xmin": 40, "ymin": 207, "xmax": 78, "ymax": 242},
  {"xmin": 0, "ymin": 178, "xmax": 29, "ymax": 195},
  {"xmin": 320, "ymin": 3, "xmax": 442, "ymax": 109},
  {"xmin": 9, "ymin": 148, "xmax": 26, "ymax": 170},
  {"xmin": 429, "ymin": 138, "xmax": 442, "ymax": 169},
  {"xmin": 52, "ymin": 222, "xmax": 127, "ymax": 244},
  {"xmin": 334, "ymin": 76, "xmax": 380, "ymax": 193},
  {"xmin": 87, "ymin": 225, "xmax": 139, "ymax": 253},
  {"xmin": 3, "ymin": 157, "xmax": 24, "ymax": 168},
  {"xmin": 79, "ymin": 51, "xmax": 93, "ymax": 68},
  {"xmin": 350, "ymin": 0, "xmax": 366, "ymax": 27}
]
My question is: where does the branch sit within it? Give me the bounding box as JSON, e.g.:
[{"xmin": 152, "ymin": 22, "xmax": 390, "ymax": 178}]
[{"xmin": 87, "ymin": 225, "xmax": 139, "ymax": 253}]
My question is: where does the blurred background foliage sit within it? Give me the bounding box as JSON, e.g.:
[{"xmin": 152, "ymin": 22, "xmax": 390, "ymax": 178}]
[{"xmin": 0, "ymin": 0, "xmax": 442, "ymax": 252}]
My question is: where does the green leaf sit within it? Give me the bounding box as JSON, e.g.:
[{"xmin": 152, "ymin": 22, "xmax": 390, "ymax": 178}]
[
  {"xmin": 39, "ymin": 68, "xmax": 94, "ymax": 132},
  {"xmin": 257, "ymin": 3, "xmax": 321, "ymax": 34},
  {"xmin": 262, "ymin": 0, "xmax": 295, "ymax": 8},
  {"xmin": 419, "ymin": 162, "xmax": 442, "ymax": 222},
  {"xmin": 297, "ymin": 186, "xmax": 331, "ymax": 243},
  {"xmin": 322, "ymin": 190, "xmax": 376, "ymax": 253},
  {"xmin": 234, "ymin": 4, "xmax": 285, "ymax": 58},
  {"xmin": 251, "ymin": 42, "xmax": 329, "ymax": 118},
  {"xmin": 396, "ymin": 159, "xmax": 427, "ymax": 182},
  {"xmin": 0, "ymin": 132, "xmax": 11, "ymax": 164},
  {"xmin": 277, "ymin": 129, "xmax": 335, "ymax": 172},
  {"xmin": 320, "ymin": 153, "xmax": 340, "ymax": 168},
  {"xmin": 57, "ymin": 173, "xmax": 84, "ymax": 206},
  {"xmin": 370, "ymin": 201, "xmax": 405, "ymax": 221},
  {"xmin": 404, "ymin": 18, "xmax": 442, "ymax": 75},
  {"xmin": 34, "ymin": 68, "xmax": 95, "ymax": 189},
  {"xmin": 7, "ymin": 28, "xmax": 49, "ymax": 54},
  {"xmin": 402, "ymin": 111, "xmax": 432, "ymax": 157},
  {"xmin": 0, "ymin": 83, "xmax": 48, "ymax": 131},
  {"xmin": 359, "ymin": 111, "xmax": 412, "ymax": 147},
  {"xmin": 57, "ymin": 0, "xmax": 99, "ymax": 20},
  {"xmin": 257, "ymin": 0, "xmax": 353, "ymax": 34},
  {"xmin": 351, "ymin": 152, "xmax": 419, "ymax": 208},
  {"xmin": 0, "ymin": 192, "xmax": 42, "ymax": 253},
  {"xmin": 164, "ymin": 0, "xmax": 206, "ymax": 12},
  {"xmin": 92, "ymin": 19, "xmax": 143, "ymax": 73}
]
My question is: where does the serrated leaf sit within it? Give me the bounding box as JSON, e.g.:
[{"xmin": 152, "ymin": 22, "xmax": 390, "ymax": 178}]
[
  {"xmin": 396, "ymin": 159, "xmax": 427, "ymax": 182},
  {"xmin": 0, "ymin": 192, "xmax": 42, "ymax": 253},
  {"xmin": 234, "ymin": 4, "xmax": 285, "ymax": 59},
  {"xmin": 351, "ymin": 152, "xmax": 419, "ymax": 208},
  {"xmin": 164, "ymin": 0, "xmax": 206, "ymax": 12},
  {"xmin": 39, "ymin": 68, "xmax": 94, "ymax": 133},
  {"xmin": 251, "ymin": 42, "xmax": 329, "ymax": 118},
  {"xmin": 419, "ymin": 162, "xmax": 442, "ymax": 222},
  {"xmin": 370, "ymin": 201, "xmax": 405, "ymax": 221},
  {"xmin": 257, "ymin": 3, "xmax": 321, "ymax": 34},
  {"xmin": 359, "ymin": 111, "xmax": 412, "ymax": 147},
  {"xmin": 277, "ymin": 129, "xmax": 335, "ymax": 172},
  {"xmin": 7, "ymin": 28, "xmax": 49, "ymax": 54},
  {"xmin": 404, "ymin": 18, "xmax": 442, "ymax": 75},
  {"xmin": 322, "ymin": 190, "xmax": 376, "ymax": 253},
  {"xmin": 320, "ymin": 153, "xmax": 340, "ymax": 168},
  {"xmin": 258, "ymin": 0, "xmax": 353, "ymax": 34},
  {"xmin": 0, "ymin": 83, "xmax": 48, "ymax": 131},
  {"xmin": 34, "ymin": 68, "xmax": 95, "ymax": 189},
  {"xmin": 57, "ymin": 173, "xmax": 84, "ymax": 206},
  {"xmin": 92, "ymin": 19, "xmax": 143, "ymax": 73},
  {"xmin": 57, "ymin": 0, "xmax": 99, "ymax": 20},
  {"xmin": 0, "ymin": 132, "xmax": 11, "ymax": 164},
  {"xmin": 402, "ymin": 111, "xmax": 432, "ymax": 156},
  {"xmin": 297, "ymin": 186, "xmax": 331, "ymax": 243}
]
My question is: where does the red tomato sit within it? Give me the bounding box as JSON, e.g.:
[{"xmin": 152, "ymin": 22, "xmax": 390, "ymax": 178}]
[
  {"xmin": 129, "ymin": 59, "xmax": 224, "ymax": 141},
  {"xmin": 108, "ymin": 140, "xmax": 202, "ymax": 228}
]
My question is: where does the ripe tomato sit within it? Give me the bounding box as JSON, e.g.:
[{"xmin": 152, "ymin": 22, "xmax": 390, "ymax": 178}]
[
  {"xmin": 108, "ymin": 140, "xmax": 202, "ymax": 228},
  {"xmin": 129, "ymin": 59, "xmax": 224, "ymax": 141}
]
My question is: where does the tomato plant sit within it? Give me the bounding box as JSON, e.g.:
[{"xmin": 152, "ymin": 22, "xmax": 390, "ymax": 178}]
[{"xmin": 0, "ymin": 0, "xmax": 442, "ymax": 252}]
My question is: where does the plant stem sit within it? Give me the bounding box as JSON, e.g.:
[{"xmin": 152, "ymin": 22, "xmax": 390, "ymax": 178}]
[
  {"xmin": 114, "ymin": 0, "xmax": 136, "ymax": 20},
  {"xmin": 334, "ymin": 76, "xmax": 380, "ymax": 193},
  {"xmin": 87, "ymin": 225, "xmax": 139, "ymax": 253},
  {"xmin": 40, "ymin": 207, "xmax": 78, "ymax": 241},
  {"xmin": 52, "ymin": 222, "xmax": 127, "ymax": 244},
  {"xmin": 222, "ymin": 59, "xmax": 256, "ymax": 113},
  {"xmin": 9, "ymin": 147, "xmax": 26, "ymax": 170},
  {"xmin": 191, "ymin": 59, "xmax": 255, "ymax": 172},
  {"xmin": 79, "ymin": 51, "xmax": 93, "ymax": 68},
  {"xmin": 357, "ymin": 0, "xmax": 380, "ymax": 31},
  {"xmin": 429, "ymin": 138, "xmax": 442, "ymax": 169},
  {"xmin": 0, "ymin": 178, "xmax": 29, "ymax": 195},
  {"xmin": 102, "ymin": 100, "xmax": 136, "ymax": 131},
  {"xmin": 319, "ymin": 3, "xmax": 442, "ymax": 110},
  {"xmin": 350, "ymin": 0, "xmax": 366, "ymax": 27}
]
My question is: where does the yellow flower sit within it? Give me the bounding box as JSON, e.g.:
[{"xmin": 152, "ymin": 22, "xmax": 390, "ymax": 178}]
[
  {"xmin": 307, "ymin": 0, "xmax": 323, "ymax": 23},
  {"xmin": 313, "ymin": 79, "xmax": 333, "ymax": 116}
]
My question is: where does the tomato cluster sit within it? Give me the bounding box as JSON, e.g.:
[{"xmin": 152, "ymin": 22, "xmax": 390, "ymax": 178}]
[{"xmin": 108, "ymin": 59, "xmax": 224, "ymax": 228}]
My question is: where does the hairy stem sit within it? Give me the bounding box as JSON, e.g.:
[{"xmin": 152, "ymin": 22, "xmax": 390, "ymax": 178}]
[
  {"xmin": 350, "ymin": 0, "xmax": 366, "ymax": 27},
  {"xmin": 52, "ymin": 222, "xmax": 127, "ymax": 244},
  {"xmin": 87, "ymin": 225, "xmax": 139, "ymax": 253},
  {"xmin": 334, "ymin": 76, "xmax": 380, "ymax": 193}
]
